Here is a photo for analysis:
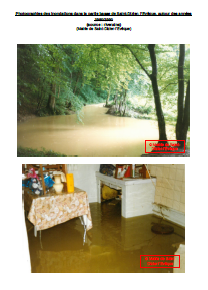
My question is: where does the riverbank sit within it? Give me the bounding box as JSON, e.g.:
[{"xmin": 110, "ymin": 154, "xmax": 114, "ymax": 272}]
[
  {"xmin": 17, "ymin": 146, "xmax": 68, "ymax": 157},
  {"xmin": 17, "ymin": 102, "xmax": 148, "ymax": 123},
  {"xmin": 17, "ymin": 108, "xmax": 76, "ymax": 123},
  {"xmin": 141, "ymin": 150, "xmax": 190, "ymax": 157},
  {"xmin": 105, "ymin": 103, "xmax": 151, "ymax": 120},
  {"xmin": 18, "ymin": 113, "xmax": 37, "ymax": 123}
]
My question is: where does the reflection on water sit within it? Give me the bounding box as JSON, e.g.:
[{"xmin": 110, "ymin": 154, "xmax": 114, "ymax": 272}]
[
  {"xmin": 18, "ymin": 104, "xmax": 163, "ymax": 156},
  {"xmin": 26, "ymin": 201, "xmax": 185, "ymax": 273}
]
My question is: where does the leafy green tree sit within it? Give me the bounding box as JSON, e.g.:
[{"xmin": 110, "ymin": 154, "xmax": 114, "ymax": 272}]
[
  {"xmin": 113, "ymin": 44, "xmax": 190, "ymax": 147},
  {"xmin": 117, "ymin": 44, "xmax": 167, "ymax": 140},
  {"xmin": 17, "ymin": 44, "xmax": 190, "ymax": 149}
]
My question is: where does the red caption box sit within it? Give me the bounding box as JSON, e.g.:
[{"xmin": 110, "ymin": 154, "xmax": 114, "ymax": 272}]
[
  {"xmin": 140, "ymin": 255, "xmax": 180, "ymax": 268},
  {"xmin": 145, "ymin": 140, "xmax": 185, "ymax": 153}
]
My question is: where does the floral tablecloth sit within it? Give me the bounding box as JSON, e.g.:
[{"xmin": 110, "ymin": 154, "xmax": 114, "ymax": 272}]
[{"xmin": 24, "ymin": 187, "xmax": 92, "ymax": 232}]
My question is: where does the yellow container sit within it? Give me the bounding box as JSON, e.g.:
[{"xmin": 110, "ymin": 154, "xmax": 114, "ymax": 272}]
[{"xmin": 66, "ymin": 173, "xmax": 74, "ymax": 193}]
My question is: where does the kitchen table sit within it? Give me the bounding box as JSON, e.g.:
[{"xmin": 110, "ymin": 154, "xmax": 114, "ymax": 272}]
[{"xmin": 24, "ymin": 187, "xmax": 92, "ymax": 243}]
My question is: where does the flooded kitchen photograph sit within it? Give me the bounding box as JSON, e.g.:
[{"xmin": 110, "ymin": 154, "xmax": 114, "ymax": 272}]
[
  {"xmin": 22, "ymin": 164, "xmax": 185, "ymax": 273},
  {"xmin": 17, "ymin": 44, "xmax": 190, "ymax": 157}
]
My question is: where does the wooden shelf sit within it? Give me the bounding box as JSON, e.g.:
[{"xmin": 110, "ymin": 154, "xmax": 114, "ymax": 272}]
[
  {"xmin": 115, "ymin": 164, "xmax": 146, "ymax": 179},
  {"xmin": 24, "ymin": 164, "xmax": 68, "ymax": 195}
]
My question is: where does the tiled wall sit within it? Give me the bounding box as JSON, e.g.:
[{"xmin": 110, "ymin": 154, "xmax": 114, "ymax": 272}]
[
  {"xmin": 67, "ymin": 164, "xmax": 100, "ymax": 203},
  {"xmin": 147, "ymin": 164, "xmax": 185, "ymax": 213}
]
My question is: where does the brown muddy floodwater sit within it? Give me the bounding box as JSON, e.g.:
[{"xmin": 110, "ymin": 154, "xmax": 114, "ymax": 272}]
[
  {"xmin": 17, "ymin": 104, "xmax": 163, "ymax": 156},
  {"xmin": 25, "ymin": 201, "xmax": 185, "ymax": 273}
]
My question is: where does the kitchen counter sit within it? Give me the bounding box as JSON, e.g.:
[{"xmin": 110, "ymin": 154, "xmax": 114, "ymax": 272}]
[{"xmin": 96, "ymin": 172, "xmax": 156, "ymax": 218}]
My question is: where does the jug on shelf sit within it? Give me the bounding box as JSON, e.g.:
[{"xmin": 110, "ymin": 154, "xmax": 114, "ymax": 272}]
[{"xmin": 53, "ymin": 174, "xmax": 63, "ymax": 193}]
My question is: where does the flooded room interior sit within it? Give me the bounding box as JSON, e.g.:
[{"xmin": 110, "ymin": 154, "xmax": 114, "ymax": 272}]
[{"xmin": 22, "ymin": 164, "xmax": 185, "ymax": 273}]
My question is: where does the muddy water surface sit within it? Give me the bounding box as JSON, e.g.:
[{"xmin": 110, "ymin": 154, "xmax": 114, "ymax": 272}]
[
  {"xmin": 18, "ymin": 104, "xmax": 162, "ymax": 156},
  {"xmin": 26, "ymin": 201, "xmax": 185, "ymax": 273}
]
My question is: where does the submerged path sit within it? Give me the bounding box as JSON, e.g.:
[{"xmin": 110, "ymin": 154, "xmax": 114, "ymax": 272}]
[{"xmin": 17, "ymin": 104, "xmax": 161, "ymax": 157}]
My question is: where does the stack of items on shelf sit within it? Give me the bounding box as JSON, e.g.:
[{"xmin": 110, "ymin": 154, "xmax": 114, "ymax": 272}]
[{"xmin": 22, "ymin": 164, "xmax": 74, "ymax": 195}]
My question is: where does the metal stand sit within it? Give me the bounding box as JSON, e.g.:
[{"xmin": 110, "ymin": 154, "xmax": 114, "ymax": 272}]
[
  {"xmin": 34, "ymin": 226, "xmax": 43, "ymax": 249},
  {"xmin": 34, "ymin": 226, "xmax": 37, "ymax": 237},
  {"xmin": 80, "ymin": 215, "xmax": 87, "ymax": 245},
  {"xmin": 83, "ymin": 224, "xmax": 87, "ymax": 245},
  {"xmin": 33, "ymin": 215, "xmax": 87, "ymax": 246},
  {"xmin": 39, "ymin": 230, "xmax": 43, "ymax": 249},
  {"xmin": 25, "ymin": 210, "xmax": 28, "ymax": 219}
]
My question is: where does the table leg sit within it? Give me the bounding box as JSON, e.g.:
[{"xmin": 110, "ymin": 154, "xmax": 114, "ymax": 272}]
[
  {"xmin": 80, "ymin": 215, "xmax": 87, "ymax": 245},
  {"xmin": 39, "ymin": 230, "xmax": 43, "ymax": 249},
  {"xmin": 83, "ymin": 224, "xmax": 87, "ymax": 245},
  {"xmin": 25, "ymin": 210, "xmax": 28, "ymax": 219},
  {"xmin": 34, "ymin": 226, "xmax": 37, "ymax": 237},
  {"xmin": 34, "ymin": 227, "xmax": 43, "ymax": 248}
]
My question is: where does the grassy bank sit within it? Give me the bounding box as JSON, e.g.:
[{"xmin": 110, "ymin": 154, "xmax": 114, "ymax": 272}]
[{"xmin": 17, "ymin": 146, "xmax": 69, "ymax": 157}]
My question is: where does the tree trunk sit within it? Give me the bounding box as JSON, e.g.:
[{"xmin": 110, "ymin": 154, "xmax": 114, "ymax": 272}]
[
  {"xmin": 36, "ymin": 88, "xmax": 44, "ymax": 112},
  {"xmin": 114, "ymin": 92, "xmax": 118, "ymax": 111},
  {"xmin": 123, "ymin": 44, "xmax": 168, "ymax": 143},
  {"xmin": 182, "ymin": 79, "xmax": 190, "ymax": 140},
  {"xmin": 47, "ymin": 83, "xmax": 56, "ymax": 114},
  {"xmin": 177, "ymin": 79, "xmax": 190, "ymax": 148},
  {"xmin": 57, "ymin": 85, "xmax": 60, "ymax": 98},
  {"xmin": 123, "ymin": 89, "xmax": 127, "ymax": 116},
  {"xmin": 73, "ymin": 72, "xmax": 80, "ymax": 95},
  {"xmin": 148, "ymin": 44, "xmax": 167, "ymax": 141},
  {"xmin": 176, "ymin": 44, "xmax": 185, "ymax": 148},
  {"xmin": 176, "ymin": 45, "xmax": 190, "ymax": 149},
  {"xmin": 119, "ymin": 91, "xmax": 123, "ymax": 116},
  {"xmin": 106, "ymin": 84, "xmax": 111, "ymax": 106}
]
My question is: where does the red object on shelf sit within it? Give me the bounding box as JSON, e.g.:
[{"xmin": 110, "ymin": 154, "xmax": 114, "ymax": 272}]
[{"xmin": 124, "ymin": 166, "xmax": 131, "ymax": 178}]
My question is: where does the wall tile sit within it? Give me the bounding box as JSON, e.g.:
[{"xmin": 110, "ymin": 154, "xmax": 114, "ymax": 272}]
[
  {"xmin": 155, "ymin": 186, "xmax": 162, "ymax": 196},
  {"xmin": 169, "ymin": 168, "xmax": 176, "ymax": 180},
  {"xmin": 174, "ymin": 180, "xmax": 182, "ymax": 192},
  {"xmin": 163, "ymin": 167, "xmax": 170, "ymax": 179},
  {"xmin": 173, "ymin": 190, "xmax": 181, "ymax": 202},
  {"xmin": 166, "ymin": 189, "xmax": 174, "ymax": 199},
  {"xmin": 162, "ymin": 178, "xmax": 169, "ymax": 188},
  {"xmin": 156, "ymin": 166, "xmax": 163, "ymax": 178},
  {"xmin": 176, "ymin": 164, "xmax": 185, "ymax": 170},
  {"xmin": 179, "ymin": 203, "xmax": 185, "ymax": 213},
  {"xmin": 153, "ymin": 164, "xmax": 185, "ymax": 214},
  {"xmin": 156, "ymin": 177, "xmax": 163, "ymax": 187},
  {"xmin": 167, "ymin": 179, "xmax": 175, "ymax": 190},
  {"xmin": 176, "ymin": 169, "xmax": 184, "ymax": 182},
  {"xmin": 150, "ymin": 165, "xmax": 156, "ymax": 177},
  {"xmin": 180, "ymin": 192, "xmax": 185, "ymax": 203},
  {"xmin": 161, "ymin": 196, "xmax": 167, "ymax": 206},
  {"xmin": 148, "ymin": 165, "xmax": 152, "ymax": 171},
  {"xmin": 181, "ymin": 183, "xmax": 185, "ymax": 193},
  {"xmin": 155, "ymin": 195, "xmax": 161, "ymax": 204},
  {"xmin": 173, "ymin": 200, "xmax": 180, "ymax": 211},
  {"xmin": 166, "ymin": 198, "xmax": 173, "ymax": 208},
  {"xmin": 67, "ymin": 164, "xmax": 100, "ymax": 202},
  {"xmin": 163, "ymin": 164, "xmax": 170, "ymax": 168},
  {"xmin": 160, "ymin": 187, "xmax": 166, "ymax": 197},
  {"xmin": 182, "ymin": 170, "xmax": 185, "ymax": 182}
]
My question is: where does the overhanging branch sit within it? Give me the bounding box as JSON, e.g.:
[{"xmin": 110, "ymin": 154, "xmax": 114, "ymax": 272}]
[{"xmin": 116, "ymin": 44, "xmax": 151, "ymax": 78}]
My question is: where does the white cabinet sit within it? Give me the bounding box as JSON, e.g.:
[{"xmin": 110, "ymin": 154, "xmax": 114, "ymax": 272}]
[{"xmin": 96, "ymin": 172, "xmax": 156, "ymax": 218}]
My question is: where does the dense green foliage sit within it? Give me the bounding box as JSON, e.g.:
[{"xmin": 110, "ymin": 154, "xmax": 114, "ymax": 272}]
[{"xmin": 17, "ymin": 44, "xmax": 190, "ymax": 143}]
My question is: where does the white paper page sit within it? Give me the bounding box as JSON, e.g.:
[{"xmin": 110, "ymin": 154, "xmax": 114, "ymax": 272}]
[{"xmin": 3, "ymin": 0, "xmax": 206, "ymax": 287}]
